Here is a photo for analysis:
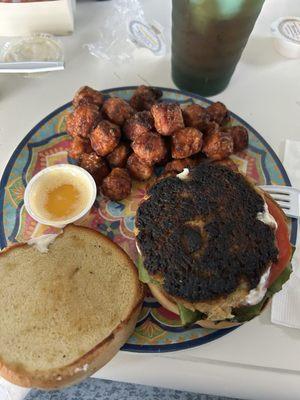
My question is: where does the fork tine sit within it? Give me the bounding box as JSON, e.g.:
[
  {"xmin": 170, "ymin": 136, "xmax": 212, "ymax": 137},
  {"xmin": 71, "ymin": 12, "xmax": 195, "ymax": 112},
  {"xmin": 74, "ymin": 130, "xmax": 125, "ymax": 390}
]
[
  {"xmin": 260, "ymin": 185, "xmax": 300, "ymax": 195},
  {"xmin": 266, "ymin": 191, "xmax": 289, "ymax": 196},
  {"xmin": 259, "ymin": 185, "xmax": 287, "ymax": 193},
  {"xmin": 275, "ymin": 201, "xmax": 291, "ymax": 210},
  {"xmin": 259, "ymin": 184, "xmax": 300, "ymax": 219},
  {"xmin": 262, "ymin": 191, "xmax": 286, "ymax": 202},
  {"xmin": 269, "ymin": 194, "xmax": 291, "ymax": 202}
]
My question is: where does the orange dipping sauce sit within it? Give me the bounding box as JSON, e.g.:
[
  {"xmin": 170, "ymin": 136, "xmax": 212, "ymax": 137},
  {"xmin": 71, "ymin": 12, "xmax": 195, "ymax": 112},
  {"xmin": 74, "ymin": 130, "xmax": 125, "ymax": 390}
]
[{"xmin": 25, "ymin": 165, "xmax": 96, "ymax": 226}]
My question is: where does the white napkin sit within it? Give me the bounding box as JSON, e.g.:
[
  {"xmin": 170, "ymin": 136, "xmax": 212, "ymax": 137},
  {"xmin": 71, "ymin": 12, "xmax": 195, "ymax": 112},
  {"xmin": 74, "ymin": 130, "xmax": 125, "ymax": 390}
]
[
  {"xmin": 0, "ymin": 378, "xmax": 29, "ymax": 400},
  {"xmin": 271, "ymin": 140, "xmax": 300, "ymax": 329}
]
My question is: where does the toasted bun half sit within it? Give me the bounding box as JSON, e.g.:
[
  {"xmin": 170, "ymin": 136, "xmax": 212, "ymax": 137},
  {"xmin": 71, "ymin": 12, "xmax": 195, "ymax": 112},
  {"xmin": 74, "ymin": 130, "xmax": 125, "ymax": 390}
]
[{"xmin": 0, "ymin": 225, "xmax": 144, "ymax": 389}]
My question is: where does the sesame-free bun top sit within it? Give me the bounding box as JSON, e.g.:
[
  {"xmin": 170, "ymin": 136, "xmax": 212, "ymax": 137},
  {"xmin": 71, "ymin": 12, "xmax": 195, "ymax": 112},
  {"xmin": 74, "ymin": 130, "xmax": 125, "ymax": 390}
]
[{"xmin": 0, "ymin": 225, "xmax": 144, "ymax": 389}]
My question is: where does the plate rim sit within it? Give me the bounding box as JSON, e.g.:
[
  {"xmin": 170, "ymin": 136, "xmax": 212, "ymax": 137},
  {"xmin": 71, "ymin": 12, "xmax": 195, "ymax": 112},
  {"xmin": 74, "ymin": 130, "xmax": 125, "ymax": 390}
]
[{"xmin": 0, "ymin": 86, "xmax": 297, "ymax": 353}]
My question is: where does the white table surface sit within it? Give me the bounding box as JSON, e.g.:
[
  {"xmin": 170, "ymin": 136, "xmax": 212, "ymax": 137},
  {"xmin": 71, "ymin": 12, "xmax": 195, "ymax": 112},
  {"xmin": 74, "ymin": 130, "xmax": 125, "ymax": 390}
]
[{"xmin": 0, "ymin": 1, "xmax": 300, "ymax": 399}]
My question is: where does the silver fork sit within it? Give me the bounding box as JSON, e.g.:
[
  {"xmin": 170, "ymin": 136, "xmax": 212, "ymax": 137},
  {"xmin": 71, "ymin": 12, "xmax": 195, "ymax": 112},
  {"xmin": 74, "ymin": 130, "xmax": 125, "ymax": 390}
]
[{"xmin": 259, "ymin": 185, "xmax": 300, "ymax": 219}]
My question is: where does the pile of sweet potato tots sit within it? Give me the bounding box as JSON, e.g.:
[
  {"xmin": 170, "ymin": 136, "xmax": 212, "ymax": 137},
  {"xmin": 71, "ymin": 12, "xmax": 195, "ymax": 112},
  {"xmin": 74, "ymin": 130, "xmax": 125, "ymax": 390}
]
[{"xmin": 66, "ymin": 85, "xmax": 248, "ymax": 201}]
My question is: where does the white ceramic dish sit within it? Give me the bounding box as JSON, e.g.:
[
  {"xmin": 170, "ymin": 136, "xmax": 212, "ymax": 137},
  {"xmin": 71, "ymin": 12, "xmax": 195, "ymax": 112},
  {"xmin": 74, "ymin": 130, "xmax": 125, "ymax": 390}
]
[{"xmin": 24, "ymin": 164, "xmax": 96, "ymax": 228}]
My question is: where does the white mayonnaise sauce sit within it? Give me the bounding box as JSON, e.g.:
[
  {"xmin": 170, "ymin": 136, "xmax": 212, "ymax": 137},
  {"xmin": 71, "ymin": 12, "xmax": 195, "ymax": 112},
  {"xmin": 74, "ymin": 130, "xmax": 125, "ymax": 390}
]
[
  {"xmin": 27, "ymin": 233, "xmax": 60, "ymax": 253},
  {"xmin": 136, "ymin": 241, "xmax": 143, "ymax": 256},
  {"xmin": 243, "ymin": 267, "xmax": 271, "ymax": 306},
  {"xmin": 177, "ymin": 168, "xmax": 190, "ymax": 180},
  {"xmin": 243, "ymin": 202, "xmax": 278, "ymax": 305},
  {"xmin": 257, "ymin": 203, "xmax": 278, "ymax": 229}
]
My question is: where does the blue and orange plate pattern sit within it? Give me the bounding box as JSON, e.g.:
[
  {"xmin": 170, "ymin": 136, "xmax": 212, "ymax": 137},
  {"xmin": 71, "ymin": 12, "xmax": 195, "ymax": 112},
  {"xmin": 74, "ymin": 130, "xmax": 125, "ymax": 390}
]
[{"xmin": 0, "ymin": 87, "xmax": 297, "ymax": 353}]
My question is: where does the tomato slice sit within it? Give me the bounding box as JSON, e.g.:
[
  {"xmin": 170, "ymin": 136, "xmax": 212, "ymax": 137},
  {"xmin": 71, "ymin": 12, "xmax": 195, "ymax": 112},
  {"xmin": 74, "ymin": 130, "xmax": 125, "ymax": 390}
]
[{"xmin": 266, "ymin": 196, "xmax": 292, "ymax": 286}]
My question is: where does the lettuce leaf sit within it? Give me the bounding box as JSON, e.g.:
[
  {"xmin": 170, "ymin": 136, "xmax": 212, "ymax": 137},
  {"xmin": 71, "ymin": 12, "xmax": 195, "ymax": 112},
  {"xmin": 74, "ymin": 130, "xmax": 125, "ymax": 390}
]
[
  {"xmin": 136, "ymin": 257, "xmax": 160, "ymax": 285},
  {"xmin": 177, "ymin": 303, "xmax": 204, "ymax": 326},
  {"xmin": 136, "ymin": 258, "xmax": 203, "ymax": 325},
  {"xmin": 137, "ymin": 254, "xmax": 293, "ymax": 325},
  {"xmin": 232, "ymin": 297, "xmax": 267, "ymax": 323},
  {"xmin": 233, "ymin": 263, "xmax": 292, "ymax": 323},
  {"xmin": 266, "ymin": 263, "xmax": 292, "ymax": 297}
]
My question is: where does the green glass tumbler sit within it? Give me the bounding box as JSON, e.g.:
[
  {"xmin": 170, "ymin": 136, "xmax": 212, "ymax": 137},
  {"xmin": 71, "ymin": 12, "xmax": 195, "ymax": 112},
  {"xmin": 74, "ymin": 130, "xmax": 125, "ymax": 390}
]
[{"xmin": 172, "ymin": 0, "xmax": 265, "ymax": 96}]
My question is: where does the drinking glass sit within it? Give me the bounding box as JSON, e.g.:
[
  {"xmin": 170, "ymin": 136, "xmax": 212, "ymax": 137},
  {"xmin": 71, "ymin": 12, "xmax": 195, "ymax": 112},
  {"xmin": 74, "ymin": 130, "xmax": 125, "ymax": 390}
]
[{"xmin": 172, "ymin": 0, "xmax": 265, "ymax": 96}]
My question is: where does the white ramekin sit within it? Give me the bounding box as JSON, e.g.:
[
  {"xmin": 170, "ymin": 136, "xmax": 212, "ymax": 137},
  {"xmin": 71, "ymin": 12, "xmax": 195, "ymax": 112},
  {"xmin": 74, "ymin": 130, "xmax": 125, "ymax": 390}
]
[
  {"xmin": 24, "ymin": 164, "xmax": 97, "ymax": 228},
  {"xmin": 271, "ymin": 17, "xmax": 300, "ymax": 59}
]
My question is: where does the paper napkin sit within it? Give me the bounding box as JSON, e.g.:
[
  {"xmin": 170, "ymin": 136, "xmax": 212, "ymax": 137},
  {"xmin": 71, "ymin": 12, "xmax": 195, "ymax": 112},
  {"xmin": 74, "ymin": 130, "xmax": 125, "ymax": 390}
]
[
  {"xmin": 271, "ymin": 140, "xmax": 300, "ymax": 328},
  {"xmin": 0, "ymin": 378, "xmax": 29, "ymax": 400}
]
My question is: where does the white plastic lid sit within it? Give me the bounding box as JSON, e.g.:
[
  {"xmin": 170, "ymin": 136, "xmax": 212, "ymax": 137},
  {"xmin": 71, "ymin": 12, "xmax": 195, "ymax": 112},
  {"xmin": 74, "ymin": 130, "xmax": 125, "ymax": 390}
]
[
  {"xmin": 1, "ymin": 33, "xmax": 64, "ymax": 63},
  {"xmin": 271, "ymin": 17, "xmax": 300, "ymax": 59}
]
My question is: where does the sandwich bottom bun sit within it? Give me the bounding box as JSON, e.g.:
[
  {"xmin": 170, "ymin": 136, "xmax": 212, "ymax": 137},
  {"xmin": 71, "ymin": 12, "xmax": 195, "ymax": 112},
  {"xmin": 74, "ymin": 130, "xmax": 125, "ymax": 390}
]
[
  {"xmin": 149, "ymin": 283, "xmax": 243, "ymax": 330},
  {"xmin": 0, "ymin": 225, "xmax": 144, "ymax": 389}
]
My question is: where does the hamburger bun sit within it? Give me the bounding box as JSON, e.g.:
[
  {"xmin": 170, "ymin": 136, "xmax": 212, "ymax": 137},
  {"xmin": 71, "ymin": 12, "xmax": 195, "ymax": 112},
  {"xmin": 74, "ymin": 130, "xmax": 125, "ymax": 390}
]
[
  {"xmin": 136, "ymin": 163, "xmax": 291, "ymax": 328},
  {"xmin": 148, "ymin": 191, "xmax": 283, "ymax": 330},
  {"xmin": 0, "ymin": 225, "xmax": 144, "ymax": 389}
]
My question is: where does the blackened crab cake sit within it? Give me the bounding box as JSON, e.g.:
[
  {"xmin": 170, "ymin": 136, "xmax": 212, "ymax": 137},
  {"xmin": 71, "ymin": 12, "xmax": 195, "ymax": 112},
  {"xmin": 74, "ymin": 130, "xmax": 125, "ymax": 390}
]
[{"xmin": 135, "ymin": 164, "xmax": 292, "ymax": 328}]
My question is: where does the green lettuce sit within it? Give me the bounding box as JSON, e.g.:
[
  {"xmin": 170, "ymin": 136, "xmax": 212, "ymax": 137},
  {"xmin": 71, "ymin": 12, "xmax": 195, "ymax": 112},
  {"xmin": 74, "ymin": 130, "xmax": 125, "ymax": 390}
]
[
  {"xmin": 136, "ymin": 257, "xmax": 160, "ymax": 286},
  {"xmin": 177, "ymin": 303, "xmax": 204, "ymax": 326},
  {"xmin": 136, "ymin": 257, "xmax": 203, "ymax": 325},
  {"xmin": 233, "ymin": 263, "xmax": 292, "ymax": 323},
  {"xmin": 136, "ymin": 255, "xmax": 293, "ymax": 326}
]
